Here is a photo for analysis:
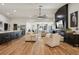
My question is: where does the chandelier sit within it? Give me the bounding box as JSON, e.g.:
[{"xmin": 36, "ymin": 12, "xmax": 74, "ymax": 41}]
[{"xmin": 37, "ymin": 5, "xmax": 47, "ymax": 19}]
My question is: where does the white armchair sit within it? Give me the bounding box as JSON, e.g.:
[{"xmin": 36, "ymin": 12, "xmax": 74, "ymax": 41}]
[
  {"xmin": 25, "ymin": 32, "xmax": 37, "ymax": 42},
  {"xmin": 45, "ymin": 33, "xmax": 62, "ymax": 47}
]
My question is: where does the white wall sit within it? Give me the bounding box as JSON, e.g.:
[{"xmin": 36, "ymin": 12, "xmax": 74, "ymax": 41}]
[
  {"xmin": 0, "ymin": 14, "xmax": 9, "ymax": 31},
  {"xmin": 0, "ymin": 15, "xmax": 8, "ymax": 22},
  {"xmin": 68, "ymin": 3, "xmax": 79, "ymax": 30},
  {"xmin": 6, "ymin": 17, "xmax": 55, "ymax": 31},
  {"xmin": 0, "ymin": 14, "xmax": 27, "ymax": 31},
  {"xmin": 9, "ymin": 19, "xmax": 26, "ymax": 30}
]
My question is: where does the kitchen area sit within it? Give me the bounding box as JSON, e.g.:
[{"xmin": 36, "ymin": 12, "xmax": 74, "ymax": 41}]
[{"xmin": 0, "ymin": 14, "xmax": 26, "ymax": 44}]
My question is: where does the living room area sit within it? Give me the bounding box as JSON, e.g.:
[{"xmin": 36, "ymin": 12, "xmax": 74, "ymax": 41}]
[{"xmin": 0, "ymin": 3, "xmax": 79, "ymax": 55}]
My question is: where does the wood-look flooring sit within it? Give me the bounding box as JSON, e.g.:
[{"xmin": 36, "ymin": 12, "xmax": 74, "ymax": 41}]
[{"xmin": 0, "ymin": 35, "xmax": 79, "ymax": 55}]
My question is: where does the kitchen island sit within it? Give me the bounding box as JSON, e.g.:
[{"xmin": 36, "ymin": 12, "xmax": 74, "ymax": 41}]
[{"xmin": 0, "ymin": 30, "xmax": 25, "ymax": 44}]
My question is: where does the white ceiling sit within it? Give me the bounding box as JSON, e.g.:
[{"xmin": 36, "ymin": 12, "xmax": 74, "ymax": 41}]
[{"xmin": 0, "ymin": 3, "xmax": 66, "ymax": 19}]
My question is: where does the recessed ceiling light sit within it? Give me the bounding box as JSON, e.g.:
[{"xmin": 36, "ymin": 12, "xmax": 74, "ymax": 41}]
[
  {"xmin": 13, "ymin": 10, "xmax": 16, "ymax": 12},
  {"xmin": 1, "ymin": 3, "xmax": 5, "ymax": 6}
]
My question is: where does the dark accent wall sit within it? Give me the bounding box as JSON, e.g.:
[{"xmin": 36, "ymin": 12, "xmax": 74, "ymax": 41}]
[{"xmin": 55, "ymin": 4, "xmax": 68, "ymax": 29}]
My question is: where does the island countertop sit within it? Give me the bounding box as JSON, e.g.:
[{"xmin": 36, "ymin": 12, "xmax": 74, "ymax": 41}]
[{"xmin": 0, "ymin": 30, "xmax": 22, "ymax": 34}]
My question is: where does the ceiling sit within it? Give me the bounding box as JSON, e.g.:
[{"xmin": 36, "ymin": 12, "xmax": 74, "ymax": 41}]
[{"xmin": 0, "ymin": 3, "xmax": 66, "ymax": 19}]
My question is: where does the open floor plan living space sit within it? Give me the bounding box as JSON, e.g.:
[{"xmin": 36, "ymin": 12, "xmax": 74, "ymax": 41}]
[{"xmin": 0, "ymin": 3, "xmax": 79, "ymax": 55}]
